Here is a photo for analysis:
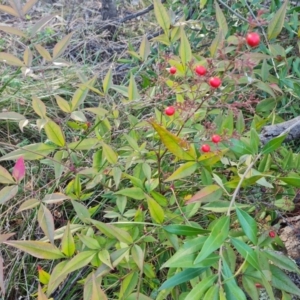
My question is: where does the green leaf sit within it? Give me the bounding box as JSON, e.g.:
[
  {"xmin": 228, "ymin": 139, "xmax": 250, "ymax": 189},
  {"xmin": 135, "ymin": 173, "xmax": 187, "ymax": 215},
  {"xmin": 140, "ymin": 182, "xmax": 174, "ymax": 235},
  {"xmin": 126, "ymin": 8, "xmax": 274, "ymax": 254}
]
[
  {"xmin": 236, "ymin": 208, "xmax": 258, "ymax": 245},
  {"xmin": 184, "ymin": 274, "xmax": 218, "ymax": 300},
  {"xmin": 91, "ymin": 220, "xmax": 133, "ymax": 244},
  {"xmin": 150, "ymin": 121, "xmax": 196, "ymax": 160},
  {"xmin": 270, "ymin": 265, "xmax": 300, "ymax": 296},
  {"xmin": 4, "ymin": 240, "xmax": 64, "ymax": 259},
  {"xmin": 153, "ymin": 0, "xmax": 170, "ymax": 34},
  {"xmin": 165, "ymin": 162, "xmax": 198, "ymax": 182},
  {"xmin": 0, "ymin": 143, "xmax": 56, "ymax": 161},
  {"xmin": 255, "ymin": 81, "xmax": 276, "ymax": 98},
  {"xmin": 161, "ymin": 236, "xmax": 207, "ymax": 268},
  {"xmin": 71, "ymin": 200, "xmax": 90, "ymax": 223},
  {"xmin": 46, "ymin": 261, "xmax": 69, "ymax": 296},
  {"xmin": 263, "ymin": 250, "xmax": 300, "ymax": 274},
  {"xmin": 61, "ymin": 222, "xmax": 75, "ymax": 257},
  {"xmin": 120, "ymin": 272, "xmax": 139, "ymax": 300},
  {"xmin": 278, "ymin": 176, "xmax": 300, "ymax": 187},
  {"xmin": 44, "ymin": 120, "xmax": 65, "ymax": 147},
  {"xmin": 202, "ymin": 201, "xmax": 249, "ymax": 212},
  {"xmin": 146, "ymin": 196, "xmax": 164, "ymax": 224},
  {"xmin": 158, "ymin": 267, "xmax": 207, "ymax": 291},
  {"xmin": 223, "ymin": 259, "xmax": 247, "ymax": 300},
  {"xmin": 68, "ymin": 138, "xmax": 100, "ymax": 150},
  {"xmin": 267, "ymin": 0, "xmax": 288, "ymax": 40},
  {"xmin": 186, "ymin": 185, "xmax": 223, "ymax": 204},
  {"xmin": 236, "ymin": 110, "xmax": 245, "ymax": 134},
  {"xmin": 194, "ymin": 216, "xmax": 229, "ymax": 264},
  {"xmin": 103, "ymin": 67, "xmax": 112, "ymax": 94},
  {"xmin": 16, "ymin": 198, "xmax": 39, "ymax": 212},
  {"xmin": 126, "ymin": 293, "xmax": 152, "ymax": 300},
  {"xmin": 229, "ymin": 139, "xmax": 254, "ymax": 156},
  {"xmin": 0, "ymin": 52, "xmax": 24, "ymax": 66},
  {"xmin": 163, "ymin": 225, "xmax": 210, "ymax": 236},
  {"xmin": 230, "ymin": 237, "xmax": 260, "ymax": 270},
  {"xmin": 71, "ymin": 77, "xmax": 95, "ymax": 111},
  {"xmin": 250, "ymin": 128, "xmax": 260, "ymax": 154},
  {"xmin": 210, "ymin": 30, "xmax": 223, "ymax": 57},
  {"xmin": 115, "ymin": 187, "xmax": 145, "ymax": 200},
  {"xmin": 131, "ymin": 244, "xmax": 144, "ymax": 271},
  {"xmin": 60, "ymin": 250, "xmax": 96, "ymax": 277},
  {"xmin": 203, "ymin": 285, "xmax": 219, "ymax": 300},
  {"xmin": 180, "ymin": 27, "xmax": 192, "ymax": 70},
  {"xmin": 262, "ymin": 134, "xmax": 287, "ymax": 154},
  {"xmin": 256, "ymin": 98, "xmax": 276, "ymax": 113},
  {"xmin": 242, "ymin": 275, "xmax": 259, "ymax": 300},
  {"xmin": 128, "ymin": 73, "xmax": 140, "ymax": 101},
  {"xmin": 98, "ymin": 249, "xmax": 113, "ymax": 269},
  {"xmin": 215, "ymin": 1, "xmax": 228, "ymax": 36},
  {"xmin": 38, "ymin": 204, "xmax": 55, "ymax": 244}
]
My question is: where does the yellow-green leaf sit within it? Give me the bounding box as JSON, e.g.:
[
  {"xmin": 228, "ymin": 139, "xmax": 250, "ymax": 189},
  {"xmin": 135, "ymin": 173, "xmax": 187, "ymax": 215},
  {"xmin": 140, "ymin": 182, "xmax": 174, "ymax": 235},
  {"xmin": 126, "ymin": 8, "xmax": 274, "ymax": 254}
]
[
  {"xmin": 103, "ymin": 67, "xmax": 112, "ymax": 94},
  {"xmin": 165, "ymin": 162, "xmax": 198, "ymax": 182},
  {"xmin": 0, "ymin": 5, "xmax": 19, "ymax": 18},
  {"xmin": 38, "ymin": 284, "xmax": 49, "ymax": 300},
  {"xmin": 46, "ymin": 261, "xmax": 68, "ymax": 296},
  {"xmin": 215, "ymin": 1, "xmax": 228, "ymax": 37},
  {"xmin": 139, "ymin": 35, "xmax": 150, "ymax": 60},
  {"xmin": 115, "ymin": 187, "xmax": 145, "ymax": 200},
  {"xmin": 35, "ymin": 44, "xmax": 52, "ymax": 61},
  {"xmin": 4, "ymin": 240, "xmax": 65, "ymax": 259},
  {"xmin": 0, "ymin": 166, "xmax": 15, "ymax": 184},
  {"xmin": 23, "ymin": 47, "xmax": 33, "ymax": 66},
  {"xmin": 68, "ymin": 138, "xmax": 100, "ymax": 150},
  {"xmin": 32, "ymin": 96, "xmax": 47, "ymax": 118},
  {"xmin": 128, "ymin": 73, "xmax": 140, "ymax": 101},
  {"xmin": 55, "ymin": 95, "xmax": 71, "ymax": 113},
  {"xmin": 22, "ymin": 0, "xmax": 39, "ymax": 14},
  {"xmin": 153, "ymin": 0, "xmax": 170, "ymax": 35},
  {"xmin": 185, "ymin": 185, "xmax": 223, "ymax": 204},
  {"xmin": 0, "ymin": 25, "xmax": 26, "ymax": 37},
  {"xmin": 0, "ymin": 143, "xmax": 56, "ymax": 161},
  {"xmin": 60, "ymin": 251, "xmax": 96, "ymax": 277},
  {"xmin": 53, "ymin": 33, "xmax": 73, "ymax": 60},
  {"xmin": 61, "ymin": 222, "xmax": 75, "ymax": 257},
  {"xmin": 267, "ymin": 0, "xmax": 288, "ymax": 40},
  {"xmin": 210, "ymin": 30, "xmax": 224, "ymax": 58},
  {"xmin": 16, "ymin": 198, "xmax": 39, "ymax": 213},
  {"xmin": 180, "ymin": 27, "xmax": 192, "ymax": 70},
  {"xmin": 98, "ymin": 249, "xmax": 113, "ymax": 269},
  {"xmin": 146, "ymin": 196, "xmax": 164, "ymax": 224},
  {"xmin": 71, "ymin": 77, "xmax": 95, "ymax": 110},
  {"xmin": 150, "ymin": 121, "xmax": 196, "ymax": 160},
  {"xmin": 102, "ymin": 142, "xmax": 118, "ymax": 164},
  {"xmin": 0, "ymin": 52, "xmax": 24, "ymax": 67},
  {"xmin": 0, "ymin": 185, "xmax": 18, "ymax": 205},
  {"xmin": 131, "ymin": 244, "xmax": 144, "ymax": 271},
  {"xmin": 44, "ymin": 120, "xmax": 65, "ymax": 147},
  {"xmin": 38, "ymin": 204, "xmax": 55, "ymax": 244}
]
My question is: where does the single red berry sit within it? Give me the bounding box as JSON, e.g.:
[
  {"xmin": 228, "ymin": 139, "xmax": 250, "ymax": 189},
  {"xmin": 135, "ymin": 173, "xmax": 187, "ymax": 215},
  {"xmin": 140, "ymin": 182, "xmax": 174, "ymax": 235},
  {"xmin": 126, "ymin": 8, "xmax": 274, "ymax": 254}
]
[
  {"xmin": 255, "ymin": 283, "xmax": 263, "ymax": 289},
  {"xmin": 246, "ymin": 32, "xmax": 260, "ymax": 48},
  {"xmin": 201, "ymin": 144, "xmax": 210, "ymax": 152},
  {"xmin": 169, "ymin": 66, "xmax": 177, "ymax": 74},
  {"xmin": 269, "ymin": 231, "xmax": 276, "ymax": 238},
  {"xmin": 165, "ymin": 106, "xmax": 176, "ymax": 116},
  {"xmin": 195, "ymin": 65, "xmax": 207, "ymax": 76},
  {"xmin": 209, "ymin": 77, "xmax": 222, "ymax": 88},
  {"xmin": 211, "ymin": 134, "xmax": 221, "ymax": 144}
]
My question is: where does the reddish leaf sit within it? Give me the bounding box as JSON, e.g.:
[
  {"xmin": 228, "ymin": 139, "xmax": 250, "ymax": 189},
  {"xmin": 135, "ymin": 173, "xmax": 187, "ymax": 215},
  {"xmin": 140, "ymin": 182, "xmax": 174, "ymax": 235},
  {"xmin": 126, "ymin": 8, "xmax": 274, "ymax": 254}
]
[{"xmin": 12, "ymin": 156, "xmax": 25, "ymax": 183}]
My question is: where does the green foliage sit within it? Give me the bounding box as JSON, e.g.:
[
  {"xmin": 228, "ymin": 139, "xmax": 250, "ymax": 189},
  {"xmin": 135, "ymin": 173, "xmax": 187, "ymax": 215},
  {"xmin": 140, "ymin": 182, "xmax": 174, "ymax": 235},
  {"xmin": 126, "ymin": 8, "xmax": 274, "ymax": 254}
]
[{"xmin": 0, "ymin": 0, "xmax": 300, "ymax": 299}]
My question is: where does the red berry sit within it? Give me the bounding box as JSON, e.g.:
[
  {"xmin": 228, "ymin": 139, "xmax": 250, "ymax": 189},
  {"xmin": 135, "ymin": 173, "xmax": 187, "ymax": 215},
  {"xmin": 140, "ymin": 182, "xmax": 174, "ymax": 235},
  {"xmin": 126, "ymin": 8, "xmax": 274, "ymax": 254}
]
[
  {"xmin": 209, "ymin": 77, "xmax": 222, "ymax": 88},
  {"xmin": 169, "ymin": 66, "xmax": 177, "ymax": 74},
  {"xmin": 211, "ymin": 134, "xmax": 221, "ymax": 144},
  {"xmin": 246, "ymin": 32, "xmax": 260, "ymax": 48},
  {"xmin": 201, "ymin": 144, "xmax": 210, "ymax": 152},
  {"xmin": 269, "ymin": 231, "xmax": 276, "ymax": 238},
  {"xmin": 195, "ymin": 65, "xmax": 207, "ymax": 76},
  {"xmin": 165, "ymin": 106, "xmax": 175, "ymax": 116},
  {"xmin": 255, "ymin": 283, "xmax": 263, "ymax": 289}
]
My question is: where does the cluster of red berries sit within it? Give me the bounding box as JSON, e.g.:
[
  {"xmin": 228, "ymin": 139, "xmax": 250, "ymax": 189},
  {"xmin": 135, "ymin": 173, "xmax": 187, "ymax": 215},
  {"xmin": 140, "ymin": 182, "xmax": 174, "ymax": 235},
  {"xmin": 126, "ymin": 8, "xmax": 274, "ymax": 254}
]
[{"xmin": 201, "ymin": 135, "xmax": 221, "ymax": 153}]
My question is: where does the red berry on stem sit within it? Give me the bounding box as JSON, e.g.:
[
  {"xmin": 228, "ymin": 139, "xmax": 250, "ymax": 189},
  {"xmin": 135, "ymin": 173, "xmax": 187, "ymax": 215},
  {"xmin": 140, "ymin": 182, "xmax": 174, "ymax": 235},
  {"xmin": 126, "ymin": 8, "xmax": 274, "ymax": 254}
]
[
  {"xmin": 201, "ymin": 144, "xmax": 210, "ymax": 152},
  {"xmin": 211, "ymin": 134, "xmax": 221, "ymax": 144},
  {"xmin": 246, "ymin": 32, "xmax": 260, "ymax": 48},
  {"xmin": 165, "ymin": 106, "xmax": 175, "ymax": 116},
  {"xmin": 209, "ymin": 77, "xmax": 222, "ymax": 88},
  {"xmin": 169, "ymin": 66, "xmax": 177, "ymax": 74},
  {"xmin": 269, "ymin": 231, "xmax": 276, "ymax": 238},
  {"xmin": 195, "ymin": 65, "xmax": 207, "ymax": 76}
]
